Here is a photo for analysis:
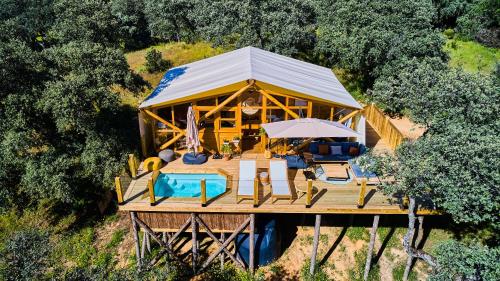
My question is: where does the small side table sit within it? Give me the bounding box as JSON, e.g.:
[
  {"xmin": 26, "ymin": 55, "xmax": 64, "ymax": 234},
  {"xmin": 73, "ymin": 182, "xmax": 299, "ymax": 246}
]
[{"xmin": 259, "ymin": 172, "xmax": 270, "ymax": 185}]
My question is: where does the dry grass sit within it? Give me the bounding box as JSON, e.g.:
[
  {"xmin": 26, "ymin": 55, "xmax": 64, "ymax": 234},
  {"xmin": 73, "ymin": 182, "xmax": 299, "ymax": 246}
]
[{"xmin": 118, "ymin": 42, "xmax": 229, "ymax": 107}]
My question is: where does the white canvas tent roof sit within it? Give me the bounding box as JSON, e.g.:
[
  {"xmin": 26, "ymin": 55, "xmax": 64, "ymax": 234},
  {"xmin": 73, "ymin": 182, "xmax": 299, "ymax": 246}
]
[{"xmin": 139, "ymin": 46, "xmax": 361, "ymax": 109}]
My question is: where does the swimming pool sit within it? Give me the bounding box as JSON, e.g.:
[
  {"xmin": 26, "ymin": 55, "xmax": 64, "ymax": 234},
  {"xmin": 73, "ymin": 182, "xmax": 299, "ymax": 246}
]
[{"xmin": 153, "ymin": 173, "xmax": 227, "ymax": 198}]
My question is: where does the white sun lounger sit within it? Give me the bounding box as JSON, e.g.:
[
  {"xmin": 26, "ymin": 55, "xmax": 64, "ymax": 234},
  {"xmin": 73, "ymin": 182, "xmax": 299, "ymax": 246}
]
[
  {"xmin": 269, "ymin": 160, "xmax": 293, "ymax": 203},
  {"xmin": 236, "ymin": 160, "xmax": 257, "ymax": 203}
]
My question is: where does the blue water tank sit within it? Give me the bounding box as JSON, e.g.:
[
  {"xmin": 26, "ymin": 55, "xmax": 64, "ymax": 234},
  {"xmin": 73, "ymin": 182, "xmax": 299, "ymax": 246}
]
[{"xmin": 236, "ymin": 219, "xmax": 280, "ymax": 266}]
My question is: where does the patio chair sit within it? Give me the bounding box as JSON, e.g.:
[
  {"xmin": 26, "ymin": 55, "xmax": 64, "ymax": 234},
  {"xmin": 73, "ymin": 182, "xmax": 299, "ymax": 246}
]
[
  {"xmin": 269, "ymin": 160, "xmax": 293, "ymax": 203},
  {"xmin": 236, "ymin": 160, "xmax": 257, "ymax": 203}
]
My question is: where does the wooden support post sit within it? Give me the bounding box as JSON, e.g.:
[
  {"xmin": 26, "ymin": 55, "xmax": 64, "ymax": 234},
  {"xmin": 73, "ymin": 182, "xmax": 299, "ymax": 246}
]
[
  {"xmin": 191, "ymin": 213, "xmax": 197, "ymax": 274},
  {"xmin": 306, "ymin": 179, "xmax": 313, "ymax": 207},
  {"xmin": 261, "ymin": 94, "xmax": 268, "ymax": 151},
  {"xmin": 253, "ymin": 178, "xmax": 259, "ymax": 207},
  {"xmin": 146, "ymin": 232, "xmax": 151, "ymax": 253},
  {"xmin": 220, "ymin": 232, "xmax": 225, "ymax": 268},
  {"xmin": 128, "ymin": 154, "xmax": 137, "ymax": 178},
  {"xmin": 364, "ymin": 215, "xmax": 380, "ymax": 281},
  {"xmin": 200, "ymin": 178, "xmax": 207, "ymax": 207},
  {"xmin": 310, "ymin": 214, "xmax": 321, "ymax": 276},
  {"xmin": 249, "ymin": 214, "xmax": 255, "ymax": 273},
  {"xmin": 147, "ymin": 179, "xmax": 155, "ymax": 206},
  {"xmin": 132, "ymin": 216, "xmax": 183, "ymax": 268},
  {"xmin": 141, "ymin": 231, "xmax": 147, "ymax": 258},
  {"xmin": 307, "ymin": 101, "xmax": 312, "ymax": 118},
  {"xmin": 115, "ymin": 176, "xmax": 124, "ymax": 205},
  {"xmin": 330, "ymin": 107, "xmax": 334, "ymax": 121},
  {"xmin": 130, "ymin": 212, "xmax": 142, "ymax": 268},
  {"xmin": 357, "ymin": 179, "xmax": 367, "ymax": 208}
]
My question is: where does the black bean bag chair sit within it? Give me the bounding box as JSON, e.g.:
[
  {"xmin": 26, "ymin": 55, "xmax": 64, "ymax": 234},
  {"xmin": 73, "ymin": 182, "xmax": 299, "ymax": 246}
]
[{"xmin": 182, "ymin": 152, "xmax": 208, "ymax": 165}]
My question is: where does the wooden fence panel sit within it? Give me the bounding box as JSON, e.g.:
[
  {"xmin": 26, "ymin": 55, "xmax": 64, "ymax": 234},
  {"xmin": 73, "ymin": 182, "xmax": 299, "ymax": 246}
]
[{"xmin": 363, "ymin": 104, "xmax": 406, "ymax": 150}]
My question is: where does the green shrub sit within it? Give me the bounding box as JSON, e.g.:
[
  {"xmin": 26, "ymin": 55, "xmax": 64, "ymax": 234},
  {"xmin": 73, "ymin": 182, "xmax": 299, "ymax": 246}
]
[
  {"xmin": 144, "ymin": 48, "xmax": 172, "ymax": 73},
  {"xmin": 443, "ymin": 28, "xmax": 455, "ymax": 39},
  {"xmin": 0, "ymin": 229, "xmax": 51, "ymax": 281}
]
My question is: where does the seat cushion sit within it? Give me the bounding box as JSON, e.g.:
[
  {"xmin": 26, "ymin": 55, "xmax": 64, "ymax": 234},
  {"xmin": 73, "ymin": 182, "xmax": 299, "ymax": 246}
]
[
  {"xmin": 348, "ymin": 146, "xmax": 359, "ymax": 156},
  {"xmin": 330, "ymin": 146, "xmax": 342, "ymax": 155},
  {"xmin": 272, "ymin": 180, "xmax": 290, "ymax": 195},
  {"xmin": 318, "ymin": 144, "xmax": 329, "ymax": 155},
  {"xmin": 238, "ymin": 180, "xmax": 254, "ymax": 195}
]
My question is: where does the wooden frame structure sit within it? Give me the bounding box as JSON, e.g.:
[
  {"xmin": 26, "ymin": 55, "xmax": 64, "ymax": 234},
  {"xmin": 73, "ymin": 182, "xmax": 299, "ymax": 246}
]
[
  {"xmin": 130, "ymin": 211, "xmax": 256, "ymax": 274},
  {"xmin": 138, "ymin": 81, "xmax": 363, "ymax": 157}
]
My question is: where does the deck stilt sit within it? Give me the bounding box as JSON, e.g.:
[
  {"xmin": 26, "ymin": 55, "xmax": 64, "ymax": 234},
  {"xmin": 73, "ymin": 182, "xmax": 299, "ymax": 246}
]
[
  {"xmin": 249, "ymin": 214, "xmax": 255, "ymax": 273},
  {"xmin": 220, "ymin": 232, "xmax": 225, "ymax": 268},
  {"xmin": 130, "ymin": 212, "xmax": 142, "ymax": 268},
  {"xmin": 364, "ymin": 215, "xmax": 380, "ymax": 281},
  {"xmin": 141, "ymin": 231, "xmax": 147, "ymax": 258},
  {"xmin": 146, "ymin": 232, "xmax": 151, "ymax": 253},
  {"xmin": 310, "ymin": 214, "xmax": 322, "ymax": 275},
  {"xmin": 191, "ymin": 213, "xmax": 197, "ymax": 274}
]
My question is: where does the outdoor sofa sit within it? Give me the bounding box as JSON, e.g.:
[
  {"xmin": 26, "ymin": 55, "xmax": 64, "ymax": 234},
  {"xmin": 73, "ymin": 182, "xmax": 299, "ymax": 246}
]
[{"xmin": 307, "ymin": 141, "xmax": 366, "ymax": 162}]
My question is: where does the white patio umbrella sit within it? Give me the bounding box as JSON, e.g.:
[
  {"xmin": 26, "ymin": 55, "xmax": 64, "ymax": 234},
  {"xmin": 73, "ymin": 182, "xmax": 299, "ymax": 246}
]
[
  {"xmin": 186, "ymin": 106, "xmax": 200, "ymax": 153},
  {"xmin": 260, "ymin": 118, "xmax": 360, "ymax": 138}
]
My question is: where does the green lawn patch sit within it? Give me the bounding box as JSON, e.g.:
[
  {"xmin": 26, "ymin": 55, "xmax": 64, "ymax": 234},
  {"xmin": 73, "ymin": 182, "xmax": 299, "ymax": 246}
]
[{"xmin": 444, "ymin": 39, "xmax": 499, "ymax": 74}]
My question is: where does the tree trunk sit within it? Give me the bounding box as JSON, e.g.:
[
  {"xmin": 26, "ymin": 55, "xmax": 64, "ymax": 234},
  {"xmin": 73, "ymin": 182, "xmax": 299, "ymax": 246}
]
[{"xmin": 403, "ymin": 197, "xmax": 436, "ymax": 281}]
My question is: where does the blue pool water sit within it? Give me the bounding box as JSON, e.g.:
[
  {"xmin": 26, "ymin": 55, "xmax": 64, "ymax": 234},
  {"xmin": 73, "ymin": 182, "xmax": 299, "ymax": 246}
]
[{"xmin": 154, "ymin": 173, "xmax": 227, "ymax": 198}]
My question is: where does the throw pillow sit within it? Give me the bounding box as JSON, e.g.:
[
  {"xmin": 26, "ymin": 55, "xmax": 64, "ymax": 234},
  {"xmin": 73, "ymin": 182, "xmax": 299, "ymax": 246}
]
[
  {"xmin": 318, "ymin": 144, "xmax": 329, "ymax": 155},
  {"xmin": 348, "ymin": 146, "xmax": 359, "ymax": 156},
  {"xmin": 330, "ymin": 146, "xmax": 342, "ymax": 155}
]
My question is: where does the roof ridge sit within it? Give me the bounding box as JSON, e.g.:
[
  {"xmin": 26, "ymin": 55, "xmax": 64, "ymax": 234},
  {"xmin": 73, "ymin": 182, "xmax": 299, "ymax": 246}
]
[{"xmin": 247, "ymin": 46, "xmax": 254, "ymax": 78}]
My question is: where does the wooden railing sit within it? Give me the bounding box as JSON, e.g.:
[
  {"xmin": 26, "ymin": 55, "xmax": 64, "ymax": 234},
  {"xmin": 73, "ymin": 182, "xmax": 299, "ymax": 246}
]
[{"xmin": 363, "ymin": 103, "xmax": 406, "ymax": 150}]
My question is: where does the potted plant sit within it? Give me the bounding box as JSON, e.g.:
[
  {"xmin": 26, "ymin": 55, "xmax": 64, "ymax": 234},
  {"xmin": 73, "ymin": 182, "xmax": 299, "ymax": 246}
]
[
  {"xmin": 232, "ymin": 136, "xmax": 240, "ymax": 144},
  {"xmin": 260, "ymin": 127, "xmax": 272, "ymax": 159},
  {"xmin": 221, "ymin": 143, "xmax": 232, "ymax": 160}
]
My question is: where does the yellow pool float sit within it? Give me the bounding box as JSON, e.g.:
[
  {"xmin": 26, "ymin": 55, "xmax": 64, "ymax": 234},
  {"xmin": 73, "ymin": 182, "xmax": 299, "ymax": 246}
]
[{"xmin": 143, "ymin": 157, "xmax": 162, "ymax": 172}]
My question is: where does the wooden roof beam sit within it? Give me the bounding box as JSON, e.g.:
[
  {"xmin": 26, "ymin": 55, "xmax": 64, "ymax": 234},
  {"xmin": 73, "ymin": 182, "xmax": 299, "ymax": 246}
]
[
  {"xmin": 258, "ymin": 89, "xmax": 300, "ymax": 119},
  {"xmin": 199, "ymin": 80, "xmax": 254, "ymax": 123},
  {"xmin": 144, "ymin": 109, "xmax": 183, "ymax": 133},
  {"xmin": 339, "ymin": 109, "xmax": 362, "ymax": 124}
]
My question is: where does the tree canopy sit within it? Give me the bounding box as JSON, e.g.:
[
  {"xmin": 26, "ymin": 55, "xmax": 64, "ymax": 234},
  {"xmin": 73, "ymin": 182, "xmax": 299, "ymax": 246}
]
[
  {"xmin": 364, "ymin": 67, "xmax": 499, "ymax": 225},
  {"xmin": 0, "ymin": 1, "xmax": 141, "ymax": 209},
  {"xmin": 190, "ymin": 0, "xmax": 317, "ymax": 57},
  {"xmin": 315, "ymin": 0, "xmax": 446, "ymax": 85}
]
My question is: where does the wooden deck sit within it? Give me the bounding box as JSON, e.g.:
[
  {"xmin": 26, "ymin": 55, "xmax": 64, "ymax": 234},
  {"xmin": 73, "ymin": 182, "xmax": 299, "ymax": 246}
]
[{"xmin": 119, "ymin": 153, "xmax": 436, "ymax": 215}]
